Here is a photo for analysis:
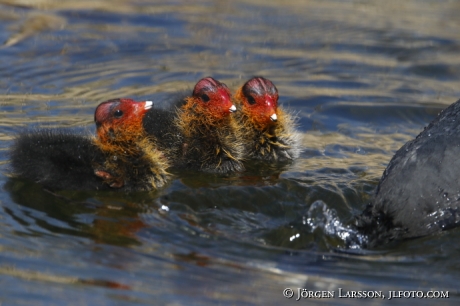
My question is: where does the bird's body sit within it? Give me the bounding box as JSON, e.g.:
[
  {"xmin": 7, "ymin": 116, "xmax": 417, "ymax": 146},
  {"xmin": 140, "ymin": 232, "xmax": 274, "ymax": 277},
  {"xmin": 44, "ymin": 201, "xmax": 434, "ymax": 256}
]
[
  {"xmin": 10, "ymin": 129, "xmax": 108, "ymax": 190},
  {"xmin": 356, "ymin": 99, "xmax": 460, "ymax": 247}
]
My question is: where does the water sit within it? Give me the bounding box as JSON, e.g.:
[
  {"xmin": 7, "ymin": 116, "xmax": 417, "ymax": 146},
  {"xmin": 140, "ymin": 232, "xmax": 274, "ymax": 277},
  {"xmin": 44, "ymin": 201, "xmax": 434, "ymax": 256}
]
[{"xmin": 1, "ymin": 0, "xmax": 460, "ymax": 304}]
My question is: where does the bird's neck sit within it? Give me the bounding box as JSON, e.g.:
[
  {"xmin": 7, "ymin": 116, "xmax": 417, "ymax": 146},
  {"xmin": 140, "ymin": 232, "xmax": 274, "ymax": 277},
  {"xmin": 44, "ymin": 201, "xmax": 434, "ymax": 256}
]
[
  {"xmin": 177, "ymin": 104, "xmax": 233, "ymax": 139},
  {"xmin": 93, "ymin": 127, "xmax": 170, "ymax": 189},
  {"xmin": 95, "ymin": 122, "xmax": 148, "ymax": 157},
  {"xmin": 175, "ymin": 104, "xmax": 244, "ymax": 165}
]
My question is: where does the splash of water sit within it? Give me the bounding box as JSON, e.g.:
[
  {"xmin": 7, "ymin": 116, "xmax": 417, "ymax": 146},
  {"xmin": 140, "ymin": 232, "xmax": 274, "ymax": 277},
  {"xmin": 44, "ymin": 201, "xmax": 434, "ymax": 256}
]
[{"xmin": 305, "ymin": 200, "xmax": 368, "ymax": 249}]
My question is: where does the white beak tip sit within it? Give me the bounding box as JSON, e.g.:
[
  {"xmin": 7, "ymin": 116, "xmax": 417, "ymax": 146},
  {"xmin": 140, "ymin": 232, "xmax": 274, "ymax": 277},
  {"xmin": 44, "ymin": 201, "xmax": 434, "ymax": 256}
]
[
  {"xmin": 145, "ymin": 101, "xmax": 153, "ymax": 110},
  {"xmin": 229, "ymin": 104, "xmax": 237, "ymax": 113},
  {"xmin": 270, "ymin": 113, "xmax": 277, "ymax": 122}
]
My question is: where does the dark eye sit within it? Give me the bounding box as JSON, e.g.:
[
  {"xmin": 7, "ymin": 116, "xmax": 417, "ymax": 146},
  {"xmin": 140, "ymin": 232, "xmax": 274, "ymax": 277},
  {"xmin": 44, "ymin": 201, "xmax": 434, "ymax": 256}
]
[
  {"xmin": 113, "ymin": 109, "xmax": 123, "ymax": 118},
  {"xmin": 247, "ymin": 95, "xmax": 256, "ymax": 105},
  {"xmin": 201, "ymin": 94, "xmax": 210, "ymax": 102}
]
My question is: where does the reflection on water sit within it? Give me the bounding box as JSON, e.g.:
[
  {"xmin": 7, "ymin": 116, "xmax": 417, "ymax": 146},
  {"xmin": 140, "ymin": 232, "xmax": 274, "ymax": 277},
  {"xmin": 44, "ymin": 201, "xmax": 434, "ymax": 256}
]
[{"xmin": 1, "ymin": 0, "xmax": 460, "ymax": 304}]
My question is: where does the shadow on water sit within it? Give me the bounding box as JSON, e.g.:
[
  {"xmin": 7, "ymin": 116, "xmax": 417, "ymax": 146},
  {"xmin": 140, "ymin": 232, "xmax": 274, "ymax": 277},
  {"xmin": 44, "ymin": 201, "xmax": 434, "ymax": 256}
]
[
  {"xmin": 3, "ymin": 157, "xmax": 375, "ymax": 253},
  {"xmin": 3, "ymin": 178, "xmax": 153, "ymax": 246}
]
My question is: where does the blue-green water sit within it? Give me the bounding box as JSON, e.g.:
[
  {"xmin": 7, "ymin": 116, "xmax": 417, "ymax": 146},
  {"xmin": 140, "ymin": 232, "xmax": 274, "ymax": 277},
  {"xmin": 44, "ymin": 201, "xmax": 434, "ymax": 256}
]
[{"xmin": 1, "ymin": 0, "xmax": 460, "ymax": 305}]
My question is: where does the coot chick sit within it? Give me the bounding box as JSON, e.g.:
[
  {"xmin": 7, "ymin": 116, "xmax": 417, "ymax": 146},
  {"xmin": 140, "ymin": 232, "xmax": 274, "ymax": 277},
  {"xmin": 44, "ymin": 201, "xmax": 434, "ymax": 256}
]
[
  {"xmin": 143, "ymin": 77, "xmax": 245, "ymax": 173},
  {"xmin": 233, "ymin": 77, "xmax": 302, "ymax": 162},
  {"xmin": 10, "ymin": 98, "xmax": 169, "ymax": 191},
  {"xmin": 93, "ymin": 98, "xmax": 170, "ymax": 190},
  {"xmin": 356, "ymin": 99, "xmax": 460, "ymax": 247}
]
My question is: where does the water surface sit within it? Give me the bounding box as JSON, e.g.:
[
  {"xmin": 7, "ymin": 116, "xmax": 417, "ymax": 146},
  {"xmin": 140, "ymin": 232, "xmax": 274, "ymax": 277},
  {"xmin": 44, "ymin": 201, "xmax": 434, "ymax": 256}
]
[{"xmin": 1, "ymin": 0, "xmax": 460, "ymax": 305}]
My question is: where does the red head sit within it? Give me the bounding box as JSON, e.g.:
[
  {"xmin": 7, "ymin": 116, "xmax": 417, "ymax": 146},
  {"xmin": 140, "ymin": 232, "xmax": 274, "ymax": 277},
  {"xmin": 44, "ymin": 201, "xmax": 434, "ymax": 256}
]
[
  {"xmin": 94, "ymin": 98, "xmax": 153, "ymax": 141},
  {"xmin": 236, "ymin": 77, "xmax": 279, "ymax": 127},
  {"xmin": 187, "ymin": 77, "xmax": 236, "ymax": 119}
]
